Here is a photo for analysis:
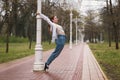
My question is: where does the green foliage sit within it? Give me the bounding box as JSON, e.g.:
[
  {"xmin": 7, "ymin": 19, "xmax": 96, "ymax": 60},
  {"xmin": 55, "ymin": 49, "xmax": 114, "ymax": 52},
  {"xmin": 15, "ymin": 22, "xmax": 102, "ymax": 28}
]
[
  {"xmin": 42, "ymin": 41, "xmax": 56, "ymax": 51},
  {"xmin": 0, "ymin": 36, "xmax": 6, "ymax": 43},
  {"xmin": 89, "ymin": 43, "xmax": 120, "ymax": 80},
  {"xmin": 0, "ymin": 36, "xmax": 29, "ymax": 43},
  {"xmin": 0, "ymin": 42, "xmax": 34, "ymax": 63},
  {"xmin": 0, "ymin": 42, "xmax": 55, "ymax": 63}
]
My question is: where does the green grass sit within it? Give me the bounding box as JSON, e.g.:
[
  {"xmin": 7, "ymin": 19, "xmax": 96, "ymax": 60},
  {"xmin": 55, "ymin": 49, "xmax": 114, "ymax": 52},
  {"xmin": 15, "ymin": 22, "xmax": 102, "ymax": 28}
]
[
  {"xmin": 0, "ymin": 36, "xmax": 29, "ymax": 43},
  {"xmin": 89, "ymin": 43, "xmax": 120, "ymax": 80},
  {"xmin": 0, "ymin": 42, "xmax": 55, "ymax": 63}
]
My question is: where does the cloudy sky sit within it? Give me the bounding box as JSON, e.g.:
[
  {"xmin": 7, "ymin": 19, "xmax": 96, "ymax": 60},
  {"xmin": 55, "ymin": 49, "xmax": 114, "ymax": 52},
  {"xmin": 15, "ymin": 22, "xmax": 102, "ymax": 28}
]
[
  {"xmin": 56, "ymin": 0, "xmax": 106, "ymax": 15},
  {"xmin": 75, "ymin": 0, "xmax": 106, "ymax": 14},
  {"xmin": 49, "ymin": 0, "xmax": 117, "ymax": 15}
]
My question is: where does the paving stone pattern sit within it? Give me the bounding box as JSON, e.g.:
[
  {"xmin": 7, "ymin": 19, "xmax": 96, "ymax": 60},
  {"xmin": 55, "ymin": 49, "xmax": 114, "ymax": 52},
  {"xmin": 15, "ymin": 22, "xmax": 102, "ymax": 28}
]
[{"xmin": 0, "ymin": 43, "xmax": 107, "ymax": 80}]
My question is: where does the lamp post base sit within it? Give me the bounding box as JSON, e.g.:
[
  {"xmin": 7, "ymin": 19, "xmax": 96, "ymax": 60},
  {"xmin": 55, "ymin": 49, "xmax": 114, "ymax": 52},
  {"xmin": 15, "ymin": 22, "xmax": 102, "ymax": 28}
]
[
  {"xmin": 33, "ymin": 62, "xmax": 44, "ymax": 71},
  {"xmin": 69, "ymin": 41, "xmax": 72, "ymax": 49},
  {"xmin": 33, "ymin": 45, "xmax": 44, "ymax": 71}
]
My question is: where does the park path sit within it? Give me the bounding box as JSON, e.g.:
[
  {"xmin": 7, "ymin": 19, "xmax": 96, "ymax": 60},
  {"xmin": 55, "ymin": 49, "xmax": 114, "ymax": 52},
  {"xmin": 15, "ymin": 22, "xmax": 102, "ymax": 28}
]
[{"xmin": 0, "ymin": 43, "xmax": 108, "ymax": 80}]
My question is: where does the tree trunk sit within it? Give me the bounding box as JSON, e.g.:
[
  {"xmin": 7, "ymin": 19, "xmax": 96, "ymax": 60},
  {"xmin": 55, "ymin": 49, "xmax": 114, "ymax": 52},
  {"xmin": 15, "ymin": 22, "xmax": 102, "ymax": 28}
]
[
  {"xmin": 108, "ymin": 28, "xmax": 111, "ymax": 47},
  {"xmin": 113, "ymin": 22, "xmax": 119, "ymax": 49},
  {"xmin": 12, "ymin": 0, "xmax": 18, "ymax": 36},
  {"xmin": 29, "ymin": 39, "xmax": 32, "ymax": 49},
  {"xmin": 5, "ymin": 0, "xmax": 9, "ymax": 53},
  {"xmin": 6, "ymin": 29, "xmax": 9, "ymax": 53},
  {"xmin": 109, "ymin": 0, "xmax": 119, "ymax": 49},
  {"xmin": 106, "ymin": 0, "xmax": 112, "ymax": 47}
]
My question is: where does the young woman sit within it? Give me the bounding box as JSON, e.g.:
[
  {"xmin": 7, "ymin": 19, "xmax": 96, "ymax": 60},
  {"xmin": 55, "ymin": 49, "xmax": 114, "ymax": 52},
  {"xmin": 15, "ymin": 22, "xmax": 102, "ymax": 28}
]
[{"xmin": 37, "ymin": 13, "xmax": 66, "ymax": 71}]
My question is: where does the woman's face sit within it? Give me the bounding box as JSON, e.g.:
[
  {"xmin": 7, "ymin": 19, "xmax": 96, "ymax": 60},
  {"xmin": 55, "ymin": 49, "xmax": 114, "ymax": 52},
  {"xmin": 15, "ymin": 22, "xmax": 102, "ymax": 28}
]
[{"xmin": 52, "ymin": 16, "xmax": 58, "ymax": 23}]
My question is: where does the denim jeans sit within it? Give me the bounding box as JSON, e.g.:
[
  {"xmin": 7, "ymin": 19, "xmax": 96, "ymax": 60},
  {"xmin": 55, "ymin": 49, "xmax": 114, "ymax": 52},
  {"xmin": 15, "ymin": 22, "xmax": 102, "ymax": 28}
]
[{"xmin": 46, "ymin": 35, "xmax": 66, "ymax": 65}]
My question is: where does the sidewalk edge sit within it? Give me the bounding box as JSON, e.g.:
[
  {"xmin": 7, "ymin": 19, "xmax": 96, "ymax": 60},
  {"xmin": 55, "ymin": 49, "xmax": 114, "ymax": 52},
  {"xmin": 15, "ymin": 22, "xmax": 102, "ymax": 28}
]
[{"xmin": 88, "ymin": 45, "xmax": 109, "ymax": 80}]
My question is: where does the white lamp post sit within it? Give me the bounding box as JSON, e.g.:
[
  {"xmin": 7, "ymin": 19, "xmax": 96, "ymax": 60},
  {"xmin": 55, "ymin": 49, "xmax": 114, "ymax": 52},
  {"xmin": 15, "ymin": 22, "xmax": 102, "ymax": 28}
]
[
  {"xmin": 78, "ymin": 29, "xmax": 81, "ymax": 42},
  {"xmin": 81, "ymin": 26, "xmax": 85, "ymax": 43},
  {"xmin": 61, "ymin": 0, "xmax": 73, "ymax": 49},
  {"xmin": 73, "ymin": 17, "xmax": 82, "ymax": 45},
  {"xmin": 33, "ymin": 0, "xmax": 44, "ymax": 71},
  {"xmin": 75, "ymin": 17, "xmax": 78, "ymax": 45},
  {"xmin": 69, "ymin": 9, "xmax": 73, "ymax": 49}
]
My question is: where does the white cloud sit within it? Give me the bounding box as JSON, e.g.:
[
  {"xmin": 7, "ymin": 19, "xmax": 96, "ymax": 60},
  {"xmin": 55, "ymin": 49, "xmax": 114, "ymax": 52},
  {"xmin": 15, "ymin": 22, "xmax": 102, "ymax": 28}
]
[{"xmin": 80, "ymin": 0, "xmax": 106, "ymax": 15}]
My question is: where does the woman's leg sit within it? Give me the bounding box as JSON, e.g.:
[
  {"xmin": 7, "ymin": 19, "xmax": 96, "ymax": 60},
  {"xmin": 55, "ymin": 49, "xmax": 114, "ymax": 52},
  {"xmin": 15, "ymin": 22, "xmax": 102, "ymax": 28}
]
[{"xmin": 46, "ymin": 35, "xmax": 66, "ymax": 65}]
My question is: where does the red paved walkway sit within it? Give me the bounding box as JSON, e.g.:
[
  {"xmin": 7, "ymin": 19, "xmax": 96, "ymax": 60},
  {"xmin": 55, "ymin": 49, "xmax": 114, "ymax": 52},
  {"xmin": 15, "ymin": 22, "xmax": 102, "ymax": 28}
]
[{"xmin": 0, "ymin": 43, "xmax": 108, "ymax": 80}]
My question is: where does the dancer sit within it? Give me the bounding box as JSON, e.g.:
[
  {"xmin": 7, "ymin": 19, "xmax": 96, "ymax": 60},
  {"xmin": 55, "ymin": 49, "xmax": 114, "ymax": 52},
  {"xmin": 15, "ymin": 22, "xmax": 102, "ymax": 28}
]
[{"xmin": 37, "ymin": 13, "xmax": 66, "ymax": 71}]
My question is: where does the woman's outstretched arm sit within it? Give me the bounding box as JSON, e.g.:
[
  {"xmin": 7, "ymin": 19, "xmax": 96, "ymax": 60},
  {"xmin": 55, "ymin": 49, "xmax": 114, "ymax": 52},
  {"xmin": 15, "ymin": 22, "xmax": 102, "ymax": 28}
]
[
  {"xmin": 36, "ymin": 13, "xmax": 57, "ymax": 43},
  {"xmin": 40, "ymin": 13, "xmax": 54, "ymax": 27}
]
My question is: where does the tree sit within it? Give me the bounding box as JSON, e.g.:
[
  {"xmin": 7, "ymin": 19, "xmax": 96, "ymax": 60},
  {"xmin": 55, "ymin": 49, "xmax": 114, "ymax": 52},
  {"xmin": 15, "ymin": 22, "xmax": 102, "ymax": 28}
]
[
  {"xmin": 3, "ymin": 0, "xmax": 11, "ymax": 53},
  {"xmin": 0, "ymin": 0, "xmax": 81, "ymax": 52},
  {"xmin": 107, "ymin": 0, "xmax": 119, "ymax": 49},
  {"xmin": 100, "ymin": 0, "xmax": 120, "ymax": 49},
  {"xmin": 84, "ymin": 10, "xmax": 101, "ymax": 43}
]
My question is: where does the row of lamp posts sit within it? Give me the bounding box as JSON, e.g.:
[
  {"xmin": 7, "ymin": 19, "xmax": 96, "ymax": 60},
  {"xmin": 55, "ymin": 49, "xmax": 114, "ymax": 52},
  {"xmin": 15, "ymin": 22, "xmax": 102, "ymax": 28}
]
[
  {"xmin": 73, "ymin": 17, "xmax": 85, "ymax": 44},
  {"xmin": 72, "ymin": 16, "xmax": 79, "ymax": 45}
]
